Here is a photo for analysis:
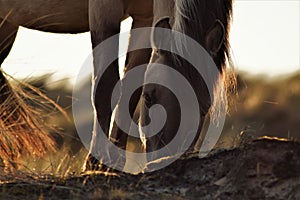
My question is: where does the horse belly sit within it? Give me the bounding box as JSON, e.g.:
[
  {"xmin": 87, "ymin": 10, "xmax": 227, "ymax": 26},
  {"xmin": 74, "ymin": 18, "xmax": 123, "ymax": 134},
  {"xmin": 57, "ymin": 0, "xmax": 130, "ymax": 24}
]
[
  {"xmin": 0, "ymin": 0, "xmax": 89, "ymax": 33},
  {"xmin": 125, "ymin": 0, "xmax": 153, "ymax": 22}
]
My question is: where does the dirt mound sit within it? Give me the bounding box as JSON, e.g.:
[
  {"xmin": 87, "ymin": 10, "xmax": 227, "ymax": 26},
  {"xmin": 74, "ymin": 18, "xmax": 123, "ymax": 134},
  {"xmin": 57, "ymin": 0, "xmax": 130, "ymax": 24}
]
[{"xmin": 1, "ymin": 138, "xmax": 299, "ymax": 199}]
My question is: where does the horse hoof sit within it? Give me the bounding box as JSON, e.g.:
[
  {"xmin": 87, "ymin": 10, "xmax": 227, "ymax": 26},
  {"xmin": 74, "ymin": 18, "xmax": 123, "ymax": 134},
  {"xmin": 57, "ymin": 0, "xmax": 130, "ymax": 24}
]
[
  {"xmin": 84, "ymin": 154, "xmax": 121, "ymax": 173},
  {"xmin": 84, "ymin": 154, "xmax": 104, "ymax": 171}
]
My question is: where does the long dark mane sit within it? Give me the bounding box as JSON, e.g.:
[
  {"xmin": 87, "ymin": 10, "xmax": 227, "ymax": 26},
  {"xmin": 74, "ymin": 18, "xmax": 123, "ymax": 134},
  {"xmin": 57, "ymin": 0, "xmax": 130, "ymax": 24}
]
[
  {"xmin": 172, "ymin": 0, "xmax": 235, "ymax": 116},
  {"xmin": 173, "ymin": 0, "xmax": 233, "ymax": 72}
]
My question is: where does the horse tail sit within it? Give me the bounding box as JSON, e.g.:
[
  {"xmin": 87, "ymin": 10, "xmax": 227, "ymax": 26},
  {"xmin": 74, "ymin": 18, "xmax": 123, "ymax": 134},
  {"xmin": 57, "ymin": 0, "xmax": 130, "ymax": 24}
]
[{"xmin": 0, "ymin": 70, "xmax": 58, "ymax": 171}]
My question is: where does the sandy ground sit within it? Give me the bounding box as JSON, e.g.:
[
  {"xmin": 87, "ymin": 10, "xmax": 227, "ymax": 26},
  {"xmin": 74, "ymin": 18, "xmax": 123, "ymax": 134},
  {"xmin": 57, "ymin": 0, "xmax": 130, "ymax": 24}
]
[{"xmin": 0, "ymin": 138, "xmax": 299, "ymax": 200}]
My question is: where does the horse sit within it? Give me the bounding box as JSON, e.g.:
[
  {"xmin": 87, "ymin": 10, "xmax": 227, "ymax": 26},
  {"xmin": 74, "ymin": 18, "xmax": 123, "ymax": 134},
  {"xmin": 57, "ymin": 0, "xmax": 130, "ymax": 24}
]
[
  {"xmin": 137, "ymin": 0, "xmax": 234, "ymax": 168},
  {"xmin": 87, "ymin": 0, "xmax": 234, "ymax": 172},
  {"xmin": 0, "ymin": 0, "xmax": 154, "ymax": 171},
  {"xmin": 0, "ymin": 0, "xmax": 233, "ymax": 173}
]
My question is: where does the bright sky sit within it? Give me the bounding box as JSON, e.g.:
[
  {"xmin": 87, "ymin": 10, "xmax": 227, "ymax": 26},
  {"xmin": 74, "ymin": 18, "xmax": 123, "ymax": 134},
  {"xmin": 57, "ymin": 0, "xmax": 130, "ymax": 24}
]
[{"xmin": 2, "ymin": 1, "xmax": 300, "ymax": 84}]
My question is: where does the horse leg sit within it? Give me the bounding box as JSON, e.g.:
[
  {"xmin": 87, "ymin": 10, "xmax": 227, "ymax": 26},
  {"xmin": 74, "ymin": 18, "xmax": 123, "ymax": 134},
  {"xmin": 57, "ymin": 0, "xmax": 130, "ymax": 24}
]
[
  {"xmin": 84, "ymin": 0, "xmax": 125, "ymax": 171},
  {"xmin": 110, "ymin": 11, "xmax": 153, "ymax": 166}
]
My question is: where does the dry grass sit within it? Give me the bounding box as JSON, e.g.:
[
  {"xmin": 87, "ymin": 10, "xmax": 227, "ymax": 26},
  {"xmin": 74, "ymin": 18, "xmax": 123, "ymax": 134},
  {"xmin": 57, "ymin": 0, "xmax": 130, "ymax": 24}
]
[
  {"xmin": 217, "ymin": 72, "xmax": 300, "ymax": 148},
  {"xmin": 0, "ymin": 70, "xmax": 67, "ymax": 172}
]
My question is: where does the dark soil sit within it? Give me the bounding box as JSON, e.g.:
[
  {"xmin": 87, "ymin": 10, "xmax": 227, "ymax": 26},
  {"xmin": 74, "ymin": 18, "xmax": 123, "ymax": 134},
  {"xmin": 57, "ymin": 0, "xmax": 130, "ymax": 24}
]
[{"xmin": 1, "ymin": 138, "xmax": 299, "ymax": 200}]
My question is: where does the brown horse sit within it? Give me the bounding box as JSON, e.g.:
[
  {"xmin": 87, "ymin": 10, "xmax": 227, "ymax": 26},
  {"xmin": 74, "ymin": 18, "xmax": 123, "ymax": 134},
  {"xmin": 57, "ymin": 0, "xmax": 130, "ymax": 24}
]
[
  {"xmin": 0, "ymin": 0, "xmax": 233, "ymax": 173},
  {"xmin": 0, "ymin": 0, "xmax": 154, "ymax": 170},
  {"xmin": 87, "ymin": 0, "xmax": 234, "ymax": 172}
]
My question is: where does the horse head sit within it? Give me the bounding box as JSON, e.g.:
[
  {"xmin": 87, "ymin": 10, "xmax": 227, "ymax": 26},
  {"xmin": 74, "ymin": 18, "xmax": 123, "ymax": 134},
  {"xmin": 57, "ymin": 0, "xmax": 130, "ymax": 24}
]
[{"xmin": 139, "ymin": 0, "xmax": 233, "ymax": 162}]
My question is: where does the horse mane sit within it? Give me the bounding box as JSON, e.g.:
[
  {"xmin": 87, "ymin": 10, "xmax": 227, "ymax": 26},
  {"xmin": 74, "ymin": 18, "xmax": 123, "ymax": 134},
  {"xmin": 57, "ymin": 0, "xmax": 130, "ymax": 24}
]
[
  {"xmin": 173, "ymin": 0, "xmax": 233, "ymax": 72},
  {"xmin": 172, "ymin": 0, "xmax": 235, "ymax": 115}
]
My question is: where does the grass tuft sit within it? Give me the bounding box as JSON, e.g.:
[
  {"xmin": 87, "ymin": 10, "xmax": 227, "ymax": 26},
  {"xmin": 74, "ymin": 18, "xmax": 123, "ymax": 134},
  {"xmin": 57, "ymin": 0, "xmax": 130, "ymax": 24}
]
[{"xmin": 0, "ymin": 70, "xmax": 60, "ymax": 172}]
